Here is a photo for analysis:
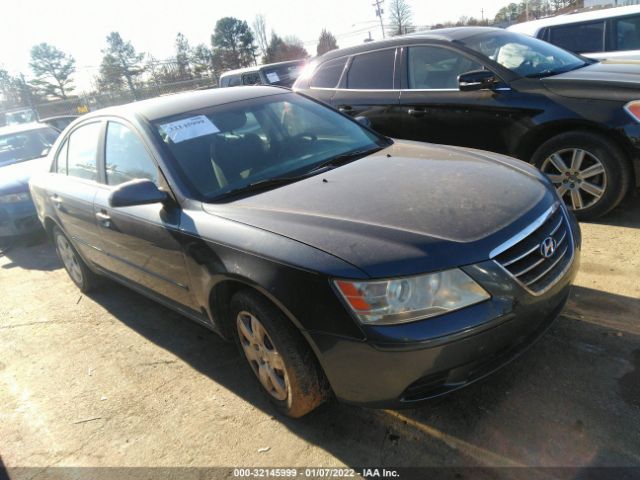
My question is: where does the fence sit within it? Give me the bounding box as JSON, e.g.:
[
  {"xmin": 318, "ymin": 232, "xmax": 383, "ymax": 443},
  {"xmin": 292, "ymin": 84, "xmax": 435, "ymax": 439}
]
[{"xmin": 2, "ymin": 76, "xmax": 218, "ymax": 123}]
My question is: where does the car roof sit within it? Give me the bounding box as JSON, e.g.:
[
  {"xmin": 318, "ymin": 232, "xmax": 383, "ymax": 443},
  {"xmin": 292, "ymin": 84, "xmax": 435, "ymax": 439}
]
[
  {"xmin": 317, "ymin": 27, "xmax": 502, "ymax": 62},
  {"xmin": 508, "ymin": 4, "xmax": 640, "ymax": 35},
  {"xmin": 0, "ymin": 122, "xmax": 53, "ymax": 136},
  {"xmin": 220, "ymin": 59, "xmax": 307, "ymax": 78},
  {"xmin": 81, "ymin": 86, "xmax": 290, "ymax": 123}
]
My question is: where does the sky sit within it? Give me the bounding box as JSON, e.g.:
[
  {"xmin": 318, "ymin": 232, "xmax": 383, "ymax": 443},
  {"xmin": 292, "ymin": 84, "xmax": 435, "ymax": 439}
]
[{"xmin": 0, "ymin": 0, "xmax": 508, "ymax": 90}]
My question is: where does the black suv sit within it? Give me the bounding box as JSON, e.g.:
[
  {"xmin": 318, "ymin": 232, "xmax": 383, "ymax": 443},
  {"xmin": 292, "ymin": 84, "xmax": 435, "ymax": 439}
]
[{"xmin": 294, "ymin": 27, "xmax": 640, "ymax": 220}]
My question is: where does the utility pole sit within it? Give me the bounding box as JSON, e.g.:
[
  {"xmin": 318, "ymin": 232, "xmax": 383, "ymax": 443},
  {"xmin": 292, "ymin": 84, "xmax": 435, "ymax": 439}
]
[{"xmin": 373, "ymin": 0, "xmax": 385, "ymax": 39}]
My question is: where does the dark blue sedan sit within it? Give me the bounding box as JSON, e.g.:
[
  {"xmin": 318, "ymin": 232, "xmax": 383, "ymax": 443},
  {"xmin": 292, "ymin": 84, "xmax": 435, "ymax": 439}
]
[{"xmin": 0, "ymin": 123, "xmax": 60, "ymax": 238}]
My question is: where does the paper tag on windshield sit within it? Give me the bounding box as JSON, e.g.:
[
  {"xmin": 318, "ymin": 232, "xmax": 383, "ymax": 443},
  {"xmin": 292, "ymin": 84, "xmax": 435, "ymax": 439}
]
[
  {"xmin": 160, "ymin": 115, "xmax": 219, "ymax": 143},
  {"xmin": 266, "ymin": 72, "xmax": 280, "ymax": 83}
]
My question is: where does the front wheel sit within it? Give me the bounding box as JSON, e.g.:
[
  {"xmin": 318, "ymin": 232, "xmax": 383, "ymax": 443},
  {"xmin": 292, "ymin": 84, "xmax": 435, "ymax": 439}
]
[
  {"xmin": 230, "ymin": 290, "xmax": 330, "ymax": 417},
  {"xmin": 532, "ymin": 131, "xmax": 632, "ymax": 220}
]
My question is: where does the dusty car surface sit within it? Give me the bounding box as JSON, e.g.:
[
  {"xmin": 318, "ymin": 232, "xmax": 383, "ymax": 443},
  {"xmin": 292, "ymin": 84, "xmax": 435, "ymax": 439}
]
[{"xmin": 30, "ymin": 86, "xmax": 580, "ymax": 417}]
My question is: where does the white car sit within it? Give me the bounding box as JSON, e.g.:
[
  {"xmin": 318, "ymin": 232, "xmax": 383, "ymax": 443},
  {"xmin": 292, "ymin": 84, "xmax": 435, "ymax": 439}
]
[{"xmin": 508, "ymin": 4, "xmax": 640, "ymax": 61}]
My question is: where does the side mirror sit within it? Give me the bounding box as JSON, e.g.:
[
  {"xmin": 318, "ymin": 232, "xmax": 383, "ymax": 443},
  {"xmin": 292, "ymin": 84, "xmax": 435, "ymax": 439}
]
[
  {"xmin": 109, "ymin": 179, "xmax": 168, "ymax": 208},
  {"xmin": 458, "ymin": 70, "xmax": 499, "ymax": 92},
  {"xmin": 355, "ymin": 116, "xmax": 372, "ymax": 128}
]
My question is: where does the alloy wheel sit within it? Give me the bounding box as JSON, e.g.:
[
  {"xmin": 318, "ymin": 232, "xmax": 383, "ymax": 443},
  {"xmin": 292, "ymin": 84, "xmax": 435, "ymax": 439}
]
[
  {"xmin": 541, "ymin": 148, "xmax": 607, "ymax": 211},
  {"xmin": 56, "ymin": 234, "xmax": 83, "ymax": 285},
  {"xmin": 236, "ymin": 311, "xmax": 290, "ymax": 401}
]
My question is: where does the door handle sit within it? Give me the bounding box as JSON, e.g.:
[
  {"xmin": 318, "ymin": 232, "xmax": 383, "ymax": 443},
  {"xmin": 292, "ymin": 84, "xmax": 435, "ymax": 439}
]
[
  {"xmin": 51, "ymin": 194, "xmax": 62, "ymax": 209},
  {"xmin": 338, "ymin": 105, "xmax": 353, "ymax": 114},
  {"xmin": 407, "ymin": 108, "xmax": 427, "ymax": 117},
  {"xmin": 95, "ymin": 211, "xmax": 111, "ymax": 228}
]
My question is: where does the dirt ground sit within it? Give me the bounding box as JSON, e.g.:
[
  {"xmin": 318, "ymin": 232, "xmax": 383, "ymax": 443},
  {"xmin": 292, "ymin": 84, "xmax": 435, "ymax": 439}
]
[{"xmin": 1, "ymin": 198, "xmax": 639, "ymax": 471}]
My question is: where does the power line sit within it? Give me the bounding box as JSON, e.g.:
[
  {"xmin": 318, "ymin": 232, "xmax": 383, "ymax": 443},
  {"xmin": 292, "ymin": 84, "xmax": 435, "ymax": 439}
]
[{"xmin": 372, "ymin": 0, "xmax": 386, "ymax": 39}]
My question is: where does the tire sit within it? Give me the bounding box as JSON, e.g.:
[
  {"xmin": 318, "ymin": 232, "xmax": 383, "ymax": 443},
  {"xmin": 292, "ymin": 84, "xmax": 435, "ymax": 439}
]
[
  {"xmin": 230, "ymin": 290, "xmax": 330, "ymax": 417},
  {"xmin": 531, "ymin": 131, "xmax": 633, "ymax": 220},
  {"xmin": 52, "ymin": 226, "xmax": 100, "ymax": 293}
]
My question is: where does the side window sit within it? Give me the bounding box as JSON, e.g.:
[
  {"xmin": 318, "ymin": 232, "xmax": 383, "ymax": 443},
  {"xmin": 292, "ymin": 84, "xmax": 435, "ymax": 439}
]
[
  {"xmin": 105, "ymin": 122, "xmax": 158, "ymax": 186},
  {"xmin": 407, "ymin": 46, "xmax": 483, "ymax": 90},
  {"xmin": 310, "ymin": 57, "xmax": 348, "ymax": 88},
  {"xmin": 228, "ymin": 75, "xmax": 242, "ymax": 87},
  {"xmin": 242, "ymin": 72, "xmax": 260, "ymax": 85},
  {"xmin": 549, "ymin": 21, "xmax": 605, "ymax": 53},
  {"xmin": 220, "ymin": 77, "xmax": 230, "ymax": 87},
  {"xmin": 55, "ymin": 139, "xmax": 68, "ymax": 174},
  {"xmin": 67, "ymin": 122, "xmax": 101, "ymax": 181},
  {"xmin": 347, "ymin": 49, "xmax": 396, "ymax": 89},
  {"xmin": 615, "ymin": 15, "xmax": 640, "ymax": 51}
]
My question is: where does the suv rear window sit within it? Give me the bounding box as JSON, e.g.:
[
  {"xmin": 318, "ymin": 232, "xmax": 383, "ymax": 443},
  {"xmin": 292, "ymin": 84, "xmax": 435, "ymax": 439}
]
[
  {"xmin": 310, "ymin": 57, "xmax": 348, "ymax": 88},
  {"xmin": 615, "ymin": 15, "xmax": 640, "ymax": 51},
  {"xmin": 347, "ymin": 49, "xmax": 396, "ymax": 89}
]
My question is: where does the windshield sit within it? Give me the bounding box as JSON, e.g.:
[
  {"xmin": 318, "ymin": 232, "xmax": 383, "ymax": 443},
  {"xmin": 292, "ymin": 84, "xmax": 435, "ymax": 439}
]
[
  {"xmin": 262, "ymin": 62, "xmax": 306, "ymax": 86},
  {"xmin": 0, "ymin": 128, "xmax": 59, "ymax": 167},
  {"xmin": 461, "ymin": 30, "xmax": 589, "ymax": 78},
  {"xmin": 154, "ymin": 93, "xmax": 386, "ymax": 200}
]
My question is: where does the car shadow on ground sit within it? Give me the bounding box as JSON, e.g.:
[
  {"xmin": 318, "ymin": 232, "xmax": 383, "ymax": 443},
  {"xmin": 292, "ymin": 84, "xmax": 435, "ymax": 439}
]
[
  {"xmin": 0, "ymin": 232, "xmax": 60, "ymax": 271},
  {"xmin": 83, "ymin": 271, "xmax": 640, "ymax": 469},
  {"xmin": 589, "ymin": 195, "xmax": 640, "ymax": 229}
]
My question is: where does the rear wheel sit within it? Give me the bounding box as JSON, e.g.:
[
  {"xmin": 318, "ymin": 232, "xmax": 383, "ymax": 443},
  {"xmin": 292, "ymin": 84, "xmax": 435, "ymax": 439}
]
[
  {"xmin": 230, "ymin": 290, "xmax": 330, "ymax": 417},
  {"xmin": 532, "ymin": 131, "xmax": 632, "ymax": 220},
  {"xmin": 52, "ymin": 226, "xmax": 99, "ymax": 293}
]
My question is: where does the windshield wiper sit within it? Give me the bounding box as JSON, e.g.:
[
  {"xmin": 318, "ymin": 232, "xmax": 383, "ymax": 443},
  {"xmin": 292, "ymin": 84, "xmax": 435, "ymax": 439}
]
[
  {"xmin": 526, "ymin": 62, "xmax": 589, "ymax": 79},
  {"xmin": 306, "ymin": 145, "xmax": 385, "ymax": 174}
]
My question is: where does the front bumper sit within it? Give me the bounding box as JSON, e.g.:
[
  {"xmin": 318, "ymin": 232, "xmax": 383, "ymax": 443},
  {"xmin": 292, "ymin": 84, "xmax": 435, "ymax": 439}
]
[
  {"xmin": 0, "ymin": 200, "xmax": 40, "ymax": 238},
  {"xmin": 309, "ymin": 248, "xmax": 580, "ymax": 408}
]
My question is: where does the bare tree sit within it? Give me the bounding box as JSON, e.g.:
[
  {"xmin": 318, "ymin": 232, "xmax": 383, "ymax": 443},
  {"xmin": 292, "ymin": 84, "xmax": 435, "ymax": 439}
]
[
  {"xmin": 253, "ymin": 14, "xmax": 269, "ymax": 59},
  {"xmin": 316, "ymin": 29, "xmax": 339, "ymax": 56},
  {"xmin": 387, "ymin": 0, "xmax": 414, "ymax": 37}
]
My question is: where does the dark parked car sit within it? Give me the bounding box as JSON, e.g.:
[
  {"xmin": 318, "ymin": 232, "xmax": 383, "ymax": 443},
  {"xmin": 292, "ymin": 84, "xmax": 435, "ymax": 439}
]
[
  {"xmin": 220, "ymin": 59, "xmax": 306, "ymax": 88},
  {"xmin": 30, "ymin": 87, "xmax": 580, "ymax": 417},
  {"xmin": 0, "ymin": 123, "xmax": 60, "ymax": 238},
  {"xmin": 293, "ymin": 27, "xmax": 640, "ymax": 220}
]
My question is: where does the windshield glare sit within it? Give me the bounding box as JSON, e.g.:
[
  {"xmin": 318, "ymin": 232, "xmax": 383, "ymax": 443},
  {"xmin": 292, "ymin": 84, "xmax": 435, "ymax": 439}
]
[
  {"xmin": 462, "ymin": 31, "xmax": 587, "ymax": 78},
  {"xmin": 0, "ymin": 128, "xmax": 58, "ymax": 167},
  {"xmin": 154, "ymin": 93, "xmax": 385, "ymax": 200}
]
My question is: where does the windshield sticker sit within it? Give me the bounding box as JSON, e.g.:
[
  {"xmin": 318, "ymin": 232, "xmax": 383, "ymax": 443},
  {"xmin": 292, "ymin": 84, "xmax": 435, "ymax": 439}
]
[
  {"xmin": 266, "ymin": 71, "xmax": 280, "ymax": 83},
  {"xmin": 159, "ymin": 115, "xmax": 219, "ymax": 143}
]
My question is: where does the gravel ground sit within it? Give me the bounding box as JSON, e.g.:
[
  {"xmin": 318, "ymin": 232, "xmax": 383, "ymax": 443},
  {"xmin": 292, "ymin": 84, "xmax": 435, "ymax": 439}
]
[{"xmin": 1, "ymin": 198, "xmax": 639, "ymax": 471}]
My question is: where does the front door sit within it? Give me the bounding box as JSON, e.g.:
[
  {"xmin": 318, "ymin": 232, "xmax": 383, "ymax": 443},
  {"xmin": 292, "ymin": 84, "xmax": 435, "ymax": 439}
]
[{"xmin": 397, "ymin": 45, "xmax": 524, "ymax": 155}]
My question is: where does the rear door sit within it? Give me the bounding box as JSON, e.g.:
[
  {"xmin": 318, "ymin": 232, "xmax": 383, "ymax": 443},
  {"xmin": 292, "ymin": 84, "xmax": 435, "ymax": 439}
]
[
  {"xmin": 92, "ymin": 119, "xmax": 195, "ymax": 308},
  {"xmin": 331, "ymin": 48, "xmax": 403, "ymax": 136},
  {"xmin": 47, "ymin": 121, "xmax": 104, "ymax": 265}
]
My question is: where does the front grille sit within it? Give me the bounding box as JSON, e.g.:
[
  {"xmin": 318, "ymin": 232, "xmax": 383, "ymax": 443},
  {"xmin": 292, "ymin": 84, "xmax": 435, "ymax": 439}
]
[{"xmin": 494, "ymin": 205, "xmax": 573, "ymax": 294}]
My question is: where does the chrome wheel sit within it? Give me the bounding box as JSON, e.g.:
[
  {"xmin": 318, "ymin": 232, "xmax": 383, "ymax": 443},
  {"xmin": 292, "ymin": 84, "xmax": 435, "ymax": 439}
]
[
  {"xmin": 56, "ymin": 234, "xmax": 83, "ymax": 285},
  {"xmin": 541, "ymin": 148, "xmax": 607, "ymax": 211},
  {"xmin": 236, "ymin": 311, "xmax": 289, "ymax": 401}
]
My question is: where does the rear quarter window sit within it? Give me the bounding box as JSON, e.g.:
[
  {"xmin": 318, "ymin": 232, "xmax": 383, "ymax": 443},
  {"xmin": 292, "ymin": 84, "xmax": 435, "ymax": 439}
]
[
  {"xmin": 615, "ymin": 15, "xmax": 640, "ymax": 51},
  {"xmin": 310, "ymin": 57, "xmax": 348, "ymax": 88}
]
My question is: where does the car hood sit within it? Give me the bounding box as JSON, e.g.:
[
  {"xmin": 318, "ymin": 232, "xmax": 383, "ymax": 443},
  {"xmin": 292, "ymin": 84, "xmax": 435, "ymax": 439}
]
[
  {"xmin": 542, "ymin": 61, "xmax": 640, "ymax": 101},
  {"xmin": 203, "ymin": 141, "xmax": 557, "ymax": 278},
  {"xmin": 0, "ymin": 156, "xmax": 50, "ymax": 194}
]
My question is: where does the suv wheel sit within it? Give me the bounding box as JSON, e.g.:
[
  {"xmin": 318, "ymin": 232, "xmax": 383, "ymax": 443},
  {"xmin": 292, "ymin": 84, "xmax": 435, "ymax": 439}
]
[
  {"xmin": 532, "ymin": 131, "xmax": 632, "ymax": 220},
  {"xmin": 230, "ymin": 290, "xmax": 330, "ymax": 417},
  {"xmin": 52, "ymin": 226, "xmax": 99, "ymax": 293}
]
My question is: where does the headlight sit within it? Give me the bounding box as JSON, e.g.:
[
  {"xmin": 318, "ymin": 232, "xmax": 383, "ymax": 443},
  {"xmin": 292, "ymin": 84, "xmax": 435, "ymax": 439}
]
[
  {"xmin": 0, "ymin": 192, "xmax": 30, "ymax": 204},
  {"xmin": 624, "ymin": 100, "xmax": 640, "ymax": 123},
  {"xmin": 334, "ymin": 269, "xmax": 490, "ymax": 325}
]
